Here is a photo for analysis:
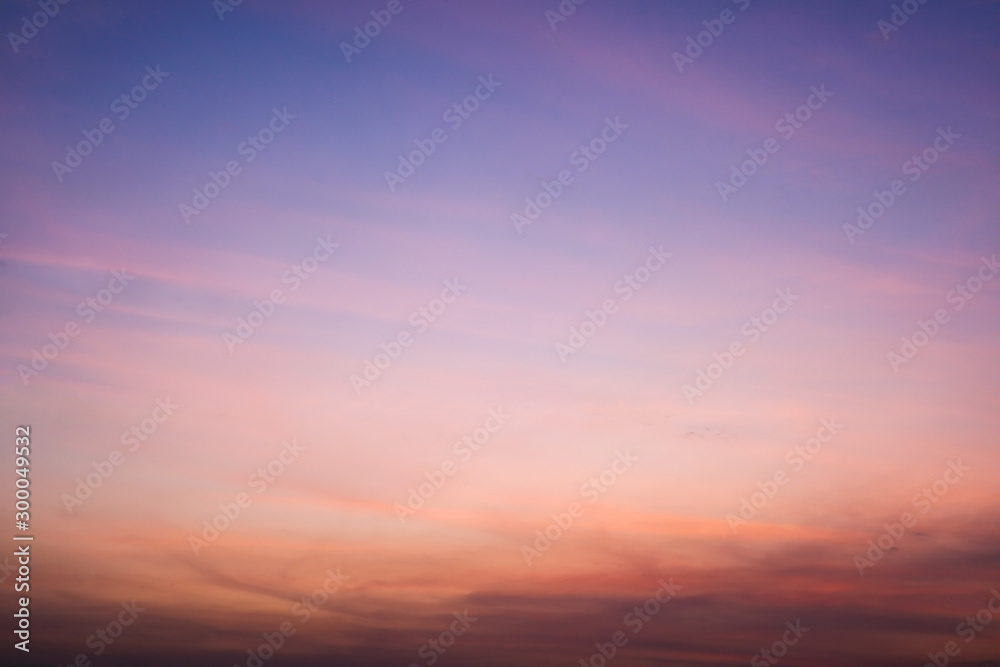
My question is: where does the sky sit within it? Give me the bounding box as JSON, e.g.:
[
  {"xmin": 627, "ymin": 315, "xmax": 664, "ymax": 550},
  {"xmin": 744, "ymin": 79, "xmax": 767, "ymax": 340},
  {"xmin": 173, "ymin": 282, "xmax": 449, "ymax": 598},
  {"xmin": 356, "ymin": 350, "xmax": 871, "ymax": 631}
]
[{"xmin": 1, "ymin": 0, "xmax": 999, "ymax": 665}]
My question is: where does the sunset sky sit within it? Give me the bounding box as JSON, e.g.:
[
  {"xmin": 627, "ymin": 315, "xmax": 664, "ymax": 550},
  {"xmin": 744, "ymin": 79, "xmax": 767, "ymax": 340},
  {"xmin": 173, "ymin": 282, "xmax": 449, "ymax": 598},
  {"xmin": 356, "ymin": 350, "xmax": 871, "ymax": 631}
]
[{"xmin": 2, "ymin": 1, "xmax": 999, "ymax": 665}]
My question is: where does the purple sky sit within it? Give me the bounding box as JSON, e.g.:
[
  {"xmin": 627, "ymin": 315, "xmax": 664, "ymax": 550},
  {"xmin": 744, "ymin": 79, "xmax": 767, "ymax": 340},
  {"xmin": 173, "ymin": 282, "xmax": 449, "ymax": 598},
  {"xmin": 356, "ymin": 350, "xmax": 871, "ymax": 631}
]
[{"xmin": 1, "ymin": 1, "xmax": 999, "ymax": 665}]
